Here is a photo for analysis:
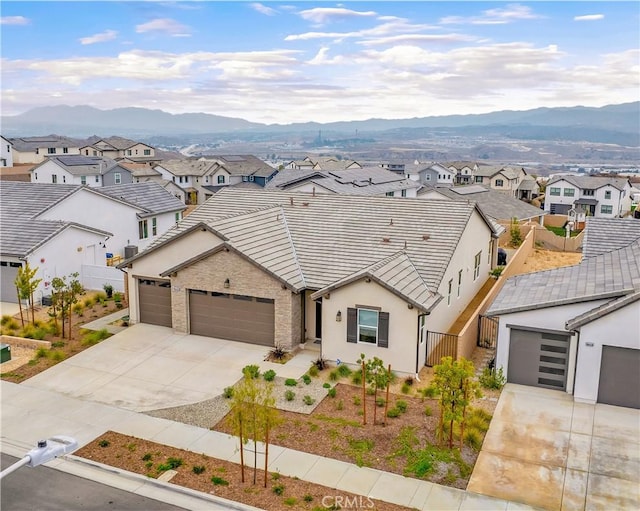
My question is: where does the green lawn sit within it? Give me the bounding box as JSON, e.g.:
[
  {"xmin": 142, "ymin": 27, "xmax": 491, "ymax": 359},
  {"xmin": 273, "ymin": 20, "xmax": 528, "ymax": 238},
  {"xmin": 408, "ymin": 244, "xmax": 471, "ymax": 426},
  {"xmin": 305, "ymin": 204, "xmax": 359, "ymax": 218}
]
[{"xmin": 545, "ymin": 225, "xmax": 582, "ymax": 237}]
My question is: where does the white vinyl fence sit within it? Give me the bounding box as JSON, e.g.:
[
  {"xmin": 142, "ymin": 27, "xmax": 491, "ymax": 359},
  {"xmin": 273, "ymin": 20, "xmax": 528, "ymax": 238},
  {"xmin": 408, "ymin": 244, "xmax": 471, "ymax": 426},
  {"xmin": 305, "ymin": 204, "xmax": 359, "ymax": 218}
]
[{"xmin": 80, "ymin": 264, "xmax": 125, "ymax": 293}]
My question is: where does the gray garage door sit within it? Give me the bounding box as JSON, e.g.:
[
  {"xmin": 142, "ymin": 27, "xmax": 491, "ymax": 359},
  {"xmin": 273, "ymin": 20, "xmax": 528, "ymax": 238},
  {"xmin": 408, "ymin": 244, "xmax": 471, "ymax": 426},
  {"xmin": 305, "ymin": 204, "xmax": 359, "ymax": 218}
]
[
  {"xmin": 508, "ymin": 328, "xmax": 570, "ymax": 390},
  {"xmin": 0, "ymin": 262, "xmax": 22, "ymax": 303},
  {"xmin": 189, "ymin": 290, "xmax": 274, "ymax": 346},
  {"xmin": 138, "ymin": 279, "xmax": 172, "ymax": 327},
  {"xmin": 598, "ymin": 346, "xmax": 640, "ymax": 409}
]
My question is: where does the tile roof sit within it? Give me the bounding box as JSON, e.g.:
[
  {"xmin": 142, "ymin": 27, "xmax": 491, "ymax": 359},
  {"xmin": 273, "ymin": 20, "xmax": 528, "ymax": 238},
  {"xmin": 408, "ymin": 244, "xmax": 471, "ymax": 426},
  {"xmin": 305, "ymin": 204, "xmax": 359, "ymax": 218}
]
[
  {"xmin": 443, "ymin": 161, "xmax": 478, "ymax": 170},
  {"xmin": 474, "ymin": 166, "xmax": 523, "ymax": 179},
  {"xmin": 210, "ymin": 155, "xmax": 277, "ymax": 178},
  {"xmin": 565, "ymin": 289, "xmax": 640, "ymax": 330},
  {"xmin": 418, "ymin": 185, "xmax": 545, "ymax": 222},
  {"xmin": 130, "ymin": 189, "xmax": 501, "ymax": 310},
  {"xmin": 34, "ymin": 155, "xmax": 125, "ymax": 176},
  {"xmin": 155, "ymin": 159, "xmax": 216, "ymax": 177},
  {"xmin": 582, "ymin": 217, "xmax": 640, "ymax": 258},
  {"xmin": 99, "ymin": 182, "xmax": 186, "ymax": 217},
  {"xmin": 9, "ymin": 135, "xmax": 84, "ymax": 151},
  {"xmin": 547, "ymin": 175, "xmax": 630, "ymax": 191},
  {"xmin": 83, "ymin": 136, "xmax": 147, "ymax": 150},
  {"xmin": 486, "ymin": 239, "xmax": 640, "ymax": 316}
]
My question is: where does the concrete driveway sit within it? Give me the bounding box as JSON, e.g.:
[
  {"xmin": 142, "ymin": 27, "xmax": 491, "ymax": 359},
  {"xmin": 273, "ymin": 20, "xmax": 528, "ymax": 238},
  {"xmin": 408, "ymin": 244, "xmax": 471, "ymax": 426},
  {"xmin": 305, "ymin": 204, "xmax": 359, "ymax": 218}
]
[
  {"xmin": 468, "ymin": 383, "xmax": 640, "ymax": 510},
  {"xmin": 24, "ymin": 324, "xmax": 314, "ymax": 412}
]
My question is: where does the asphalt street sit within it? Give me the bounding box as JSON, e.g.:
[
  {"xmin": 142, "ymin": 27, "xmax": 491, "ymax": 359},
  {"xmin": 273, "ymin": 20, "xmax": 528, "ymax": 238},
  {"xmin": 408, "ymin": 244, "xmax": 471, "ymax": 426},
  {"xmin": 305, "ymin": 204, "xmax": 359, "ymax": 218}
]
[{"xmin": 0, "ymin": 453, "xmax": 187, "ymax": 511}]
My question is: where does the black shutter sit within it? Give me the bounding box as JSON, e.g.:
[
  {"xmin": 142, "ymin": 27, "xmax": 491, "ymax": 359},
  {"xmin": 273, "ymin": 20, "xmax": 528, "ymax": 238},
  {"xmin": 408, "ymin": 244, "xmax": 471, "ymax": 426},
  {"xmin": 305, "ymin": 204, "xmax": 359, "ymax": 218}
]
[
  {"xmin": 347, "ymin": 307, "xmax": 357, "ymax": 343},
  {"xmin": 378, "ymin": 312, "xmax": 389, "ymax": 348}
]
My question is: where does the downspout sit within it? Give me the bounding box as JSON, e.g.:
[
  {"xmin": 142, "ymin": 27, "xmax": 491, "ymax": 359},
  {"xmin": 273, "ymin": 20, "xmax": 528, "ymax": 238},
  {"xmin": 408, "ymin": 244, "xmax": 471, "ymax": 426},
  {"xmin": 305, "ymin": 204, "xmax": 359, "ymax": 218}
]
[{"xmin": 415, "ymin": 312, "xmax": 429, "ymax": 381}]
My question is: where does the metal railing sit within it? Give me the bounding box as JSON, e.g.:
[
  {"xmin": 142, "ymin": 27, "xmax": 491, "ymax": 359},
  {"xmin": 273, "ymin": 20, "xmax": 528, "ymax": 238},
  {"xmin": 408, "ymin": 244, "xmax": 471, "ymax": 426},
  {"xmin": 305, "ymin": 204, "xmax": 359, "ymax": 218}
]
[
  {"xmin": 425, "ymin": 331, "xmax": 458, "ymax": 367},
  {"xmin": 477, "ymin": 314, "xmax": 499, "ymax": 349}
]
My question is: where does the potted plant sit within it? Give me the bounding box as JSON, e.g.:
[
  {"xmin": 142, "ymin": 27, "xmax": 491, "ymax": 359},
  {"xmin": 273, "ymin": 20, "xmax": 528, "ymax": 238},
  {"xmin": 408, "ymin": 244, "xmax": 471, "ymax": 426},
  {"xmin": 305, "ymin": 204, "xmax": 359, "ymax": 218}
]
[{"xmin": 103, "ymin": 283, "xmax": 113, "ymax": 299}]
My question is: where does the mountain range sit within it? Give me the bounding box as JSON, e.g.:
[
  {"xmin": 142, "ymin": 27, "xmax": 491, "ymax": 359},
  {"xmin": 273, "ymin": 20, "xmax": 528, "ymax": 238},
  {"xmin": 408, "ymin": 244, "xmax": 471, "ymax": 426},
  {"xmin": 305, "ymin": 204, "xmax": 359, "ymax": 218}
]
[{"xmin": 2, "ymin": 102, "xmax": 639, "ymax": 146}]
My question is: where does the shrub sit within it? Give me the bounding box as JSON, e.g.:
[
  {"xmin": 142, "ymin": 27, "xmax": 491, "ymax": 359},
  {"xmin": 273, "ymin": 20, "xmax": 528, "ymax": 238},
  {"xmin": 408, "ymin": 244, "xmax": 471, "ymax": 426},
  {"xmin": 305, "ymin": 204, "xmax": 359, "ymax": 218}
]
[
  {"xmin": 464, "ymin": 428, "xmax": 483, "ymax": 450},
  {"xmin": 327, "ymin": 387, "xmax": 337, "ymax": 398},
  {"xmin": 269, "ymin": 344, "xmax": 288, "ymax": 361},
  {"xmin": 387, "ymin": 408, "xmax": 401, "ymax": 418},
  {"xmin": 351, "ymin": 370, "xmax": 362, "ymax": 385},
  {"xmin": 98, "ymin": 440, "xmax": 110, "ymax": 448},
  {"xmin": 1, "ymin": 315, "xmax": 13, "ymax": 326},
  {"xmin": 376, "ymin": 397, "xmax": 385, "ymax": 407},
  {"xmin": 284, "ymin": 378, "xmax": 297, "ymax": 387},
  {"xmin": 51, "ymin": 341, "xmax": 65, "ymax": 348},
  {"xmin": 353, "ymin": 395, "xmax": 361, "ymax": 406},
  {"xmin": 404, "ymin": 376, "xmax": 414, "ymax": 386},
  {"xmin": 223, "ymin": 386, "xmax": 234, "ymax": 399},
  {"xmin": 272, "ymin": 484, "xmax": 285, "ymax": 496},
  {"xmin": 192, "ymin": 465, "xmax": 206, "ymax": 474},
  {"xmin": 113, "ymin": 292, "xmax": 122, "ymax": 303},
  {"xmin": 48, "ymin": 350, "xmax": 66, "ymax": 362},
  {"xmin": 366, "ymin": 387, "xmax": 375, "ymax": 396},
  {"xmin": 283, "ymin": 497, "xmax": 297, "ymax": 506},
  {"xmin": 285, "ymin": 390, "xmax": 295, "ymax": 401},
  {"xmin": 396, "ymin": 400, "xmax": 408, "ymax": 413},
  {"xmin": 313, "ymin": 357, "xmax": 327, "ymax": 370},
  {"xmin": 73, "ymin": 303, "xmax": 84, "ymax": 315},
  {"xmin": 271, "ymin": 472, "xmax": 280, "ymax": 480},
  {"xmin": 401, "ymin": 383, "xmax": 411, "ymax": 394},
  {"xmin": 336, "ymin": 399, "xmax": 344, "ymax": 411},
  {"xmin": 424, "ymin": 406, "xmax": 433, "ymax": 417},
  {"xmin": 103, "ymin": 284, "xmax": 113, "ymax": 298},
  {"xmin": 166, "ymin": 457, "xmax": 183, "ymax": 469},
  {"xmin": 83, "ymin": 297, "xmax": 95, "ymax": 308},
  {"xmin": 35, "ymin": 347, "xmax": 48, "ymax": 359},
  {"xmin": 307, "ymin": 365, "xmax": 319, "ymax": 377},
  {"xmin": 510, "ymin": 217, "xmax": 523, "ymax": 247},
  {"xmin": 337, "ymin": 364, "xmax": 352, "ymax": 377},
  {"xmin": 81, "ymin": 328, "xmax": 111, "ymax": 346},
  {"xmin": 211, "ymin": 476, "xmax": 229, "ymax": 486},
  {"xmin": 421, "ymin": 385, "xmax": 439, "ymax": 398},
  {"xmin": 322, "ymin": 382, "xmax": 331, "ymax": 389},
  {"xmin": 142, "ymin": 453, "xmax": 152, "ymax": 461},
  {"xmin": 303, "ymin": 395, "xmax": 315, "ymax": 405},
  {"xmin": 328, "ymin": 369, "xmax": 339, "ymax": 381},
  {"xmin": 303, "ymin": 494, "xmax": 313, "ymax": 503},
  {"xmin": 243, "ymin": 364, "xmax": 260, "ymax": 379},
  {"xmin": 302, "ymin": 374, "xmax": 311, "ymax": 385},
  {"xmin": 263, "ymin": 369, "xmax": 276, "ymax": 382},
  {"xmin": 479, "ymin": 366, "xmax": 506, "ymax": 390}
]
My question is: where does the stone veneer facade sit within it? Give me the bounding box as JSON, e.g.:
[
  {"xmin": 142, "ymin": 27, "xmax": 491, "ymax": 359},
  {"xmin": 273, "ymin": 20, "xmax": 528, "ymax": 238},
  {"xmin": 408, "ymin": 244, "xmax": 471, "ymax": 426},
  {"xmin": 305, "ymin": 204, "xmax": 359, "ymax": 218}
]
[{"xmin": 169, "ymin": 249, "xmax": 302, "ymax": 349}]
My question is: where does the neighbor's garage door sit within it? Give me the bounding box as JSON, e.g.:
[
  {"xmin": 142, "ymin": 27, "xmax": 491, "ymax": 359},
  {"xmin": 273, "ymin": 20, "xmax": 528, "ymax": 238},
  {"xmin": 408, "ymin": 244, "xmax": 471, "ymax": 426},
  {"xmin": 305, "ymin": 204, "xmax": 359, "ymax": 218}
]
[
  {"xmin": 189, "ymin": 290, "xmax": 274, "ymax": 346},
  {"xmin": 138, "ymin": 279, "xmax": 172, "ymax": 327},
  {"xmin": 0, "ymin": 262, "xmax": 22, "ymax": 303},
  {"xmin": 508, "ymin": 328, "xmax": 570, "ymax": 391},
  {"xmin": 598, "ymin": 346, "xmax": 640, "ymax": 409}
]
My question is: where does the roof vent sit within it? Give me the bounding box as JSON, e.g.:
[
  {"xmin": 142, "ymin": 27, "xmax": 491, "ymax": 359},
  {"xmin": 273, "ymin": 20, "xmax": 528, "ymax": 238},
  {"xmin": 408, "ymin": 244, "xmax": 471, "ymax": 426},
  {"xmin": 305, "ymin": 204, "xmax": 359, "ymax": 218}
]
[
  {"xmin": 302, "ymin": 202, "xmax": 309, "ymax": 207},
  {"xmin": 382, "ymin": 237, "xmax": 391, "ymax": 243},
  {"xmin": 422, "ymin": 234, "xmax": 430, "ymax": 241}
]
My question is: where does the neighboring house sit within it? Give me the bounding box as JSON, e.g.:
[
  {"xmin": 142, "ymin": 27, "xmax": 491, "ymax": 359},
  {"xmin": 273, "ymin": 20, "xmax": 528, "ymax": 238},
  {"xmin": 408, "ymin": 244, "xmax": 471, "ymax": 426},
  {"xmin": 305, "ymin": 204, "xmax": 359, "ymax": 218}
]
[
  {"xmin": 418, "ymin": 184, "xmax": 547, "ymax": 224},
  {"xmin": 1, "ymin": 136, "xmax": 13, "ymax": 167},
  {"xmin": 287, "ymin": 157, "xmax": 362, "ymax": 171},
  {"xmin": 119, "ymin": 189, "xmax": 503, "ymax": 375},
  {"xmin": 153, "ymin": 159, "xmax": 215, "ymax": 204},
  {"xmin": 378, "ymin": 160, "xmax": 417, "ymax": 175},
  {"xmin": 406, "ymin": 163, "xmax": 456, "ymax": 186},
  {"xmin": 485, "ymin": 217, "xmax": 640, "ymax": 409},
  {"xmin": 0, "ymin": 181, "xmax": 186, "ymax": 302},
  {"xmin": 9, "ymin": 135, "xmax": 83, "ymax": 164},
  {"xmin": 444, "ymin": 161, "xmax": 480, "ymax": 185},
  {"xmin": 80, "ymin": 136, "xmax": 157, "ymax": 163},
  {"xmin": 266, "ymin": 166, "xmax": 421, "ymax": 198},
  {"xmin": 30, "ymin": 155, "xmax": 133, "ymax": 187},
  {"xmin": 473, "ymin": 166, "xmax": 528, "ymax": 197},
  {"xmin": 516, "ymin": 175, "xmax": 540, "ymax": 201},
  {"xmin": 543, "ymin": 175, "xmax": 633, "ymax": 219},
  {"xmin": 286, "ymin": 160, "xmax": 316, "ymax": 170}
]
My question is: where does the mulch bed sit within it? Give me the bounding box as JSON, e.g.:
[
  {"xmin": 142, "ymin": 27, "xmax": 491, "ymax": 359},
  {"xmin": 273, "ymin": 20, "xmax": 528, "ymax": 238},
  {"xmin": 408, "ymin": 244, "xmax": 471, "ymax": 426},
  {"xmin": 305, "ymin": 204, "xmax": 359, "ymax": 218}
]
[{"xmin": 76, "ymin": 431, "xmax": 413, "ymax": 511}]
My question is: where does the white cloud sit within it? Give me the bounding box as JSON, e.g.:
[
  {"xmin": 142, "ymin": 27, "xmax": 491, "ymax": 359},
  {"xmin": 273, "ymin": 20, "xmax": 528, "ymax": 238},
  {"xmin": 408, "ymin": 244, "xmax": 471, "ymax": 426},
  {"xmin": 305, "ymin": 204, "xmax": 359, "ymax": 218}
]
[
  {"xmin": 358, "ymin": 33, "xmax": 475, "ymax": 47},
  {"xmin": 298, "ymin": 7, "xmax": 377, "ymax": 25},
  {"xmin": 250, "ymin": 3, "xmax": 277, "ymax": 16},
  {"xmin": 441, "ymin": 4, "xmax": 541, "ymax": 25},
  {"xmin": 79, "ymin": 30, "xmax": 118, "ymax": 45},
  {"xmin": 136, "ymin": 18, "xmax": 191, "ymax": 37},
  {"xmin": 574, "ymin": 14, "xmax": 605, "ymax": 22},
  {"xmin": 1, "ymin": 16, "xmax": 30, "ymax": 25},
  {"xmin": 286, "ymin": 19, "xmax": 437, "ymax": 42}
]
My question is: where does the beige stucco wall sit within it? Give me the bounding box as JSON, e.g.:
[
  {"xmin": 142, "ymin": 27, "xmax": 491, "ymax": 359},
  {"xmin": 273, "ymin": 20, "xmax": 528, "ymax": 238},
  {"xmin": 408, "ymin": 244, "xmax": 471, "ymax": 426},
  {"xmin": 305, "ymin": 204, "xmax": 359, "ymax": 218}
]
[
  {"xmin": 320, "ymin": 279, "xmax": 421, "ymax": 375},
  {"xmin": 170, "ymin": 249, "xmax": 302, "ymax": 349},
  {"xmin": 126, "ymin": 229, "xmax": 223, "ymax": 323}
]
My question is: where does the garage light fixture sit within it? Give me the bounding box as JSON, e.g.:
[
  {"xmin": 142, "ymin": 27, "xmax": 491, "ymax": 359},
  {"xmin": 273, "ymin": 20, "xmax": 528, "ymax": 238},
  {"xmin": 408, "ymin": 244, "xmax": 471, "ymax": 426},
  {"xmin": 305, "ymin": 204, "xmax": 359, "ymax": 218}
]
[
  {"xmin": 336, "ymin": 310, "xmax": 342, "ymax": 322},
  {"xmin": 224, "ymin": 278, "xmax": 230, "ymax": 289}
]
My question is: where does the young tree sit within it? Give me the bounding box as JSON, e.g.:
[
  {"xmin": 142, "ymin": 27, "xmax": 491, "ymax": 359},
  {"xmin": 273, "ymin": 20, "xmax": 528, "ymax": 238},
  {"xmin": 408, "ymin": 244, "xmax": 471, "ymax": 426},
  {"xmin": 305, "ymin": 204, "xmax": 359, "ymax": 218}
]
[
  {"xmin": 65, "ymin": 273, "xmax": 84, "ymax": 340},
  {"xmin": 432, "ymin": 356, "xmax": 479, "ymax": 449},
  {"xmin": 50, "ymin": 276, "xmax": 67, "ymax": 338},
  {"xmin": 359, "ymin": 354, "xmax": 393, "ymax": 426},
  {"xmin": 229, "ymin": 366, "xmax": 280, "ymax": 486},
  {"xmin": 15, "ymin": 263, "xmax": 42, "ymax": 325}
]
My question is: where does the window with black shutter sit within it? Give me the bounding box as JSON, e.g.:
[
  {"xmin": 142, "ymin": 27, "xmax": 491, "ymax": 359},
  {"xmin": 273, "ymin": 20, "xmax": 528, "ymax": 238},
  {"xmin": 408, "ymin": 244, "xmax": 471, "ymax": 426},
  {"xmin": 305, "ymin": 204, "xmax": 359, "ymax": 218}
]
[{"xmin": 346, "ymin": 307, "xmax": 389, "ymax": 348}]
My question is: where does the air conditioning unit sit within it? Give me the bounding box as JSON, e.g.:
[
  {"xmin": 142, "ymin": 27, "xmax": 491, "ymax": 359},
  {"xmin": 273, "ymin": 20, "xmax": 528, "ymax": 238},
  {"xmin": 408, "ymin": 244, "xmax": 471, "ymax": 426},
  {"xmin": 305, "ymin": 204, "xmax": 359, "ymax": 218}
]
[{"xmin": 124, "ymin": 245, "xmax": 139, "ymax": 259}]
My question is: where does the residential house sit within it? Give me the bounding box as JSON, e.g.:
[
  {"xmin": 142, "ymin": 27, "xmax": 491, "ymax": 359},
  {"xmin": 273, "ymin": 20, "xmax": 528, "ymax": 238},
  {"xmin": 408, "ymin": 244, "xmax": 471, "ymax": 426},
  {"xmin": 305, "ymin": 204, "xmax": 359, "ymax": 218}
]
[
  {"xmin": 286, "ymin": 160, "xmax": 316, "ymax": 170},
  {"xmin": 80, "ymin": 136, "xmax": 157, "ymax": 163},
  {"xmin": 30, "ymin": 155, "xmax": 133, "ymax": 187},
  {"xmin": 378, "ymin": 160, "xmax": 417, "ymax": 175},
  {"xmin": 418, "ymin": 184, "xmax": 547, "ymax": 224},
  {"xmin": 0, "ymin": 181, "xmax": 185, "ymax": 302},
  {"xmin": 473, "ymin": 166, "xmax": 528, "ymax": 198},
  {"xmin": 124, "ymin": 163, "xmax": 188, "ymax": 203},
  {"xmin": 286, "ymin": 157, "xmax": 362, "ymax": 171},
  {"xmin": 119, "ymin": 189, "xmax": 503, "ymax": 375},
  {"xmin": 444, "ymin": 161, "xmax": 480, "ymax": 185},
  {"xmin": 9, "ymin": 135, "xmax": 83, "ymax": 164},
  {"xmin": 266, "ymin": 166, "xmax": 421, "ymax": 198},
  {"xmin": 485, "ymin": 217, "xmax": 640, "ymax": 409},
  {"xmin": 153, "ymin": 159, "xmax": 214, "ymax": 204},
  {"xmin": 1, "ymin": 136, "xmax": 13, "ymax": 167},
  {"xmin": 543, "ymin": 175, "xmax": 633, "ymax": 220},
  {"xmin": 406, "ymin": 163, "xmax": 456, "ymax": 186}
]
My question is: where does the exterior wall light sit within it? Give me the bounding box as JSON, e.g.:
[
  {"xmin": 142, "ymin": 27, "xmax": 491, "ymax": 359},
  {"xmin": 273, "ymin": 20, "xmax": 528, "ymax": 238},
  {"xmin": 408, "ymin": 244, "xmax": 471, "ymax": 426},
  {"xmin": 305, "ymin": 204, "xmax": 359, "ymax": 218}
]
[
  {"xmin": 224, "ymin": 278, "xmax": 230, "ymax": 289},
  {"xmin": 336, "ymin": 310, "xmax": 342, "ymax": 322}
]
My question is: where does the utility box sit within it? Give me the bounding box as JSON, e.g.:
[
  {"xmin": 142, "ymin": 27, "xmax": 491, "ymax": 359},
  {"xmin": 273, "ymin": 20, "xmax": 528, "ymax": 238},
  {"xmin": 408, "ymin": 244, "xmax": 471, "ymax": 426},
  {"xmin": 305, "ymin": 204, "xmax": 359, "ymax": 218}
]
[
  {"xmin": 0, "ymin": 344, "xmax": 11, "ymax": 364},
  {"xmin": 124, "ymin": 245, "xmax": 138, "ymax": 259}
]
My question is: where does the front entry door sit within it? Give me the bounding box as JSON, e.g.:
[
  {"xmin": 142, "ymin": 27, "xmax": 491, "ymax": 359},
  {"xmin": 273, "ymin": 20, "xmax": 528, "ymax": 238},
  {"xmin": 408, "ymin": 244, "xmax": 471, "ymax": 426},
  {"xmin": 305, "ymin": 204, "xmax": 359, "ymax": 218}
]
[{"xmin": 315, "ymin": 299, "xmax": 322, "ymax": 341}]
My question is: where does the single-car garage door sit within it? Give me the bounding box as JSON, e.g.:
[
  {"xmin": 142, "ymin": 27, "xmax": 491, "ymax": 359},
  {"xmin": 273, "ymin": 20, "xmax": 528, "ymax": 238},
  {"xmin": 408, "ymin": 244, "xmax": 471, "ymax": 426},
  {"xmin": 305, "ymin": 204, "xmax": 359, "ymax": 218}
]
[
  {"xmin": 138, "ymin": 279, "xmax": 172, "ymax": 327},
  {"xmin": 598, "ymin": 346, "xmax": 640, "ymax": 409},
  {"xmin": 508, "ymin": 328, "xmax": 570, "ymax": 391},
  {"xmin": 189, "ymin": 290, "xmax": 274, "ymax": 346},
  {"xmin": 0, "ymin": 262, "xmax": 22, "ymax": 303}
]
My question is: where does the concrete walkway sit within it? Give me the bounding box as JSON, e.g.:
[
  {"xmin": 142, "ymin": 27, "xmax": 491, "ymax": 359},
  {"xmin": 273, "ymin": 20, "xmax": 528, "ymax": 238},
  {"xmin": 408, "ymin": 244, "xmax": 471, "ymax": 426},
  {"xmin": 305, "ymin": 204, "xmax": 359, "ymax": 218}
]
[
  {"xmin": 80, "ymin": 307, "xmax": 130, "ymax": 334},
  {"xmin": 468, "ymin": 384, "xmax": 640, "ymax": 510},
  {"xmin": 1, "ymin": 380, "xmax": 534, "ymax": 511}
]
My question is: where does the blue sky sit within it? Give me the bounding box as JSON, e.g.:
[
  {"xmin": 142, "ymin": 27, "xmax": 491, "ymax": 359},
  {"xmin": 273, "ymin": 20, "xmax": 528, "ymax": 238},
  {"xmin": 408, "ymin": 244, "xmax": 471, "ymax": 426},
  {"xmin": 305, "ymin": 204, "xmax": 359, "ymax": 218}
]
[{"xmin": 1, "ymin": 1, "xmax": 639, "ymax": 124}]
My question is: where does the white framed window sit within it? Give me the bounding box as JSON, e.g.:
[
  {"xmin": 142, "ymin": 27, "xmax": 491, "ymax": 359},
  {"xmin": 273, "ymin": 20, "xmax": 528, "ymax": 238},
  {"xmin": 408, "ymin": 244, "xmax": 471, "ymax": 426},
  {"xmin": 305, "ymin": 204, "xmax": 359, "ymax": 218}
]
[
  {"xmin": 583, "ymin": 189, "xmax": 595, "ymax": 196},
  {"xmin": 549, "ymin": 187, "xmax": 561, "ymax": 196},
  {"xmin": 357, "ymin": 308, "xmax": 379, "ymax": 344},
  {"xmin": 95, "ymin": 175, "xmax": 100, "ymax": 183},
  {"xmin": 62, "ymin": 175, "xmax": 66, "ymax": 183},
  {"xmin": 475, "ymin": 176, "xmax": 483, "ymax": 183},
  {"xmin": 401, "ymin": 189, "xmax": 407, "ymax": 197},
  {"xmin": 52, "ymin": 174, "xmax": 57, "ymax": 183},
  {"xmin": 217, "ymin": 175, "xmax": 225, "ymax": 184},
  {"xmin": 48, "ymin": 147, "xmax": 56, "ymax": 154},
  {"xmin": 138, "ymin": 220, "xmax": 148, "ymax": 239},
  {"xmin": 447, "ymin": 279, "xmax": 453, "ymax": 305},
  {"xmin": 385, "ymin": 191, "xmax": 393, "ymax": 197},
  {"xmin": 152, "ymin": 217, "xmax": 157, "ymax": 236},
  {"xmin": 127, "ymin": 150, "xmax": 132, "ymax": 156},
  {"xmin": 175, "ymin": 212, "xmax": 181, "ymax": 223},
  {"xmin": 457, "ymin": 270, "xmax": 463, "ymax": 298},
  {"xmin": 564, "ymin": 188, "xmax": 575, "ymax": 197},
  {"xmin": 605, "ymin": 190, "xmax": 611, "ymax": 199},
  {"xmin": 495, "ymin": 179, "xmax": 504, "ymax": 187},
  {"xmin": 600, "ymin": 205, "xmax": 613, "ymax": 214},
  {"xmin": 474, "ymin": 251, "xmax": 482, "ymax": 280},
  {"xmin": 144, "ymin": 149, "xmax": 151, "ymax": 156},
  {"xmin": 63, "ymin": 147, "xmax": 68, "ymax": 154},
  {"xmin": 114, "ymin": 172, "xmax": 121, "ymax": 184}
]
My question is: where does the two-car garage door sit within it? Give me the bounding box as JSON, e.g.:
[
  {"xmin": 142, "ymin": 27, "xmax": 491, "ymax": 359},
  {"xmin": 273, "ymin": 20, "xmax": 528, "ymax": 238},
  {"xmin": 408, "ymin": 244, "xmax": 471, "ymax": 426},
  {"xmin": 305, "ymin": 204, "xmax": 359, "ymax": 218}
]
[
  {"xmin": 598, "ymin": 346, "xmax": 640, "ymax": 409},
  {"xmin": 189, "ymin": 290, "xmax": 274, "ymax": 346}
]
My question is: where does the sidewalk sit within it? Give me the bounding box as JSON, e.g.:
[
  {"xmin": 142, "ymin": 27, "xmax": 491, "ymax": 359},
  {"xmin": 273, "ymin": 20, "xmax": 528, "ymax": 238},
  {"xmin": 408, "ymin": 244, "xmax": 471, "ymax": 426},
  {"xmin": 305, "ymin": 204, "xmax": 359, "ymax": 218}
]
[
  {"xmin": 80, "ymin": 307, "xmax": 130, "ymax": 334},
  {"xmin": 0, "ymin": 381, "xmax": 538, "ymax": 511}
]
